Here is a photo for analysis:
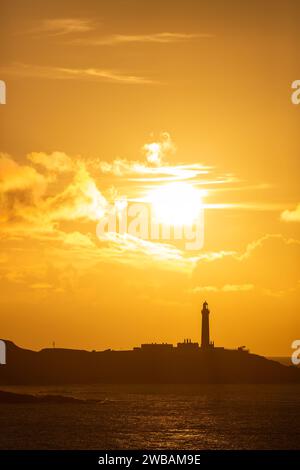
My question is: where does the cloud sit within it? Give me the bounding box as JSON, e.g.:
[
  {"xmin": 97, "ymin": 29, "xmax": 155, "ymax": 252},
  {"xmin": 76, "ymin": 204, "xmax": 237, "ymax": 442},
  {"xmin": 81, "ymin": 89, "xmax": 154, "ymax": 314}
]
[
  {"xmin": 61, "ymin": 231, "xmax": 96, "ymax": 248},
  {"xmin": 192, "ymin": 234, "xmax": 300, "ymax": 295},
  {"xmin": 44, "ymin": 164, "xmax": 107, "ymax": 222},
  {"xmin": 0, "ymin": 63, "xmax": 155, "ymax": 85},
  {"xmin": 142, "ymin": 132, "xmax": 176, "ymax": 166},
  {"xmin": 27, "ymin": 18, "xmax": 211, "ymax": 45},
  {"xmin": 73, "ymin": 32, "xmax": 212, "ymax": 46},
  {"xmin": 281, "ymin": 204, "xmax": 300, "ymax": 222},
  {"xmin": 27, "ymin": 151, "xmax": 74, "ymax": 173},
  {"xmin": 30, "ymin": 18, "xmax": 94, "ymax": 36},
  {"xmin": 94, "ymin": 231, "xmax": 197, "ymax": 272},
  {"xmin": 0, "ymin": 151, "xmax": 200, "ymax": 272},
  {"xmin": 0, "ymin": 154, "xmax": 48, "ymax": 227},
  {"xmin": 98, "ymin": 158, "xmax": 147, "ymax": 176},
  {"xmin": 191, "ymin": 284, "xmax": 254, "ymax": 293},
  {"xmin": 0, "ymin": 153, "xmax": 47, "ymax": 197},
  {"xmin": 0, "ymin": 154, "xmax": 108, "ymax": 245},
  {"xmin": 30, "ymin": 283, "xmax": 53, "ymax": 290},
  {"xmin": 98, "ymin": 159, "xmax": 211, "ymax": 185},
  {"xmin": 2, "ymin": 143, "xmax": 293, "ymax": 284},
  {"xmin": 97, "ymin": 134, "xmax": 177, "ymax": 176},
  {"xmin": 1, "ymin": 152, "xmax": 188, "ymax": 273}
]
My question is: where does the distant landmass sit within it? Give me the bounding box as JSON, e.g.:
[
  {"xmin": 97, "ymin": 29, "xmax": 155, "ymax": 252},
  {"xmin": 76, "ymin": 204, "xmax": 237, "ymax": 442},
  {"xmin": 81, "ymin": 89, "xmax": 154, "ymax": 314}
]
[
  {"xmin": 268, "ymin": 357, "xmax": 298, "ymax": 367},
  {"xmin": 1, "ymin": 302, "xmax": 299, "ymax": 385},
  {"xmin": 0, "ymin": 339, "xmax": 299, "ymax": 385},
  {"xmin": 0, "ymin": 390, "xmax": 88, "ymax": 404}
]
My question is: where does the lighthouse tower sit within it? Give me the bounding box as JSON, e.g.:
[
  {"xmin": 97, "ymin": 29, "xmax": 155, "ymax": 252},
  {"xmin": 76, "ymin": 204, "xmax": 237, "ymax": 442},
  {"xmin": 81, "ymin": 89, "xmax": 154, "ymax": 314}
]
[{"xmin": 201, "ymin": 301, "xmax": 213, "ymax": 349}]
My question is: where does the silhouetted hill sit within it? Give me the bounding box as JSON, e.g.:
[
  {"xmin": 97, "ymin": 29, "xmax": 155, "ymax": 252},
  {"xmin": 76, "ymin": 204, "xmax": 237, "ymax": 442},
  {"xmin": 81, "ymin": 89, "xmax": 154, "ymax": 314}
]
[
  {"xmin": 1, "ymin": 340, "xmax": 300, "ymax": 384},
  {"xmin": 268, "ymin": 356, "xmax": 300, "ymax": 367}
]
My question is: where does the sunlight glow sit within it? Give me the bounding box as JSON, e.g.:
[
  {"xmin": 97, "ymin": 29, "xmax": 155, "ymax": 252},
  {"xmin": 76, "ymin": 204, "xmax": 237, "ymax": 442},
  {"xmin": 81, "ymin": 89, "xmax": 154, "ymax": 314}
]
[{"xmin": 147, "ymin": 182, "xmax": 204, "ymax": 226}]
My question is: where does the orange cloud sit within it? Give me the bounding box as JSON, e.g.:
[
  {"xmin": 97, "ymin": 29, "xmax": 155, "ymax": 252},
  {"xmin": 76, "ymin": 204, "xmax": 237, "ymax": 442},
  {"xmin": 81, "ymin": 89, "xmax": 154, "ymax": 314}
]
[
  {"xmin": 142, "ymin": 132, "xmax": 175, "ymax": 166},
  {"xmin": 44, "ymin": 164, "xmax": 107, "ymax": 222},
  {"xmin": 27, "ymin": 151, "xmax": 74, "ymax": 173},
  {"xmin": 0, "ymin": 153, "xmax": 46, "ymax": 197},
  {"xmin": 281, "ymin": 204, "xmax": 300, "ymax": 222},
  {"xmin": 74, "ymin": 32, "xmax": 209, "ymax": 46},
  {"xmin": 192, "ymin": 234, "xmax": 300, "ymax": 295},
  {"xmin": 1, "ymin": 63, "xmax": 156, "ymax": 85},
  {"xmin": 191, "ymin": 284, "xmax": 254, "ymax": 293},
  {"xmin": 30, "ymin": 18, "xmax": 94, "ymax": 36}
]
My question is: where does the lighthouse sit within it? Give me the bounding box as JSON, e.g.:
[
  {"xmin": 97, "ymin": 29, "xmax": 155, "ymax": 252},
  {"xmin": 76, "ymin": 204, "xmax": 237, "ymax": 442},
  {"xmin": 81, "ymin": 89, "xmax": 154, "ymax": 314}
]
[{"xmin": 201, "ymin": 301, "xmax": 213, "ymax": 349}]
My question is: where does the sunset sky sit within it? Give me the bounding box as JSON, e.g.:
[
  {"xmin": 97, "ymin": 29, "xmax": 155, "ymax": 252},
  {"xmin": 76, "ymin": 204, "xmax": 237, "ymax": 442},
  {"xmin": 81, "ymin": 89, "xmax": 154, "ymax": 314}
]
[{"xmin": 0, "ymin": 0, "xmax": 299, "ymax": 355}]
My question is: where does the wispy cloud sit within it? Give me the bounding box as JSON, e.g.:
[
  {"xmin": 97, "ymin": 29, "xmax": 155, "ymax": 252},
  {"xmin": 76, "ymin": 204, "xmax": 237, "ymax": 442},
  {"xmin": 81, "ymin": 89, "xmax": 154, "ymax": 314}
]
[
  {"xmin": 0, "ymin": 63, "xmax": 155, "ymax": 85},
  {"xmin": 190, "ymin": 284, "xmax": 254, "ymax": 293},
  {"xmin": 191, "ymin": 234, "xmax": 300, "ymax": 296},
  {"xmin": 95, "ymin": 232, "xmax": 198, "ymax": 272},
  {"xmin": 97, "ymin": 133, "xmax": 211, "ymax": 181},
  {"xmin": 72, "ymin": 32, "xmax": 212, "ymax": 46},
  {"xmin": 26, "ymin": 19, "xmax": 211, "ymax": 47},
  {"xmin": 30, "ymin": 18, "xmax": 94, "ymax": 36}
]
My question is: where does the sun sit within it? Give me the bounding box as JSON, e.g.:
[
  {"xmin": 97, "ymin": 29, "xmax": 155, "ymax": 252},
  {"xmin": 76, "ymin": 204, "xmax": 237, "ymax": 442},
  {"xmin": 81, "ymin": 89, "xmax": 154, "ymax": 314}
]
[{"xmin": 147, "ymin": 182, "xmax": 203, "ymax": 226}]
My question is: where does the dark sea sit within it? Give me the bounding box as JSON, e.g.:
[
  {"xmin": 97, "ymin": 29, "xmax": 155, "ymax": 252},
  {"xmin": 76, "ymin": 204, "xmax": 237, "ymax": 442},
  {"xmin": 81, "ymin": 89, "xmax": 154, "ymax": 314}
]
[{"xmin": 0, "ymin": 384, "xmax": 299, "ymax": 449}]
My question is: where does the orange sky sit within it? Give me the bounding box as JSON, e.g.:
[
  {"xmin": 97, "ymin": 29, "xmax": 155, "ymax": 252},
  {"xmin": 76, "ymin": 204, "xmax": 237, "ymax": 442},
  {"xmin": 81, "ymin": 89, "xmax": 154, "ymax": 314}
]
[{"xmin": 0, "ymin": 0, "xmax": 299, "ymax": 355}]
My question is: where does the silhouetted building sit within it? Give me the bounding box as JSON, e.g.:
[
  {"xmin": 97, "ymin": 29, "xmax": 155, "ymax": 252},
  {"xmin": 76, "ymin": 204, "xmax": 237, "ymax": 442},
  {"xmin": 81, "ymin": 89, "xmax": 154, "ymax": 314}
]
[
  {"xmin": 201, "ymin": 301, "xmax": 214, "ymax": 349},
  {"xmin": 177, "ymin": 339, "xmax": 199, "ymax": 349},
  {"xmin": 238, "ymin": 345, "xmax": 249, "ymax": 353},
  {"xmin": 135, "ymin": 343, "xmax": 173, "ymax": 351}
]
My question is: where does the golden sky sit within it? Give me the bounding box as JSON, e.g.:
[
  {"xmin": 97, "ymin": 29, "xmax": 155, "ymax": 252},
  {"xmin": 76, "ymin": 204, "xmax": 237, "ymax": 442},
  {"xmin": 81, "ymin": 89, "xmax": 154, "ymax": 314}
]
[{"xmin": 0, "ymin": 0, "xmax": 299, "ymax": 355}]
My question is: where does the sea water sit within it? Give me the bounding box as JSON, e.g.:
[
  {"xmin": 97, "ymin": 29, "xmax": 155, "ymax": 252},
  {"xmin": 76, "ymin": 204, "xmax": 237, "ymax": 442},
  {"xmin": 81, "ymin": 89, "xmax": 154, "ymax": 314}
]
[{"xmin": 0, "ymin": 384, "xmax": 299, "ymax": 449}]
